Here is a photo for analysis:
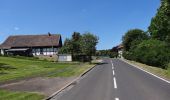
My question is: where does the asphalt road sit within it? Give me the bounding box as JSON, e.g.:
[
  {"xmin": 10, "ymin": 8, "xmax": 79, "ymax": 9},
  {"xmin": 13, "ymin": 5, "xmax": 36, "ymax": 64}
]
[{"xmin": 51, "ymin": 59, "xmax": 170, "ymax": 100}]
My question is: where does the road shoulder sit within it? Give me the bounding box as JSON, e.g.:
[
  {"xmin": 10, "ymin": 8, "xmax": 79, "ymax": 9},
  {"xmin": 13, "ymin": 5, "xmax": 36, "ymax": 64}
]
[{"xmin": 120, "ymin": 59, "xmax": 170, "ymax": 84}]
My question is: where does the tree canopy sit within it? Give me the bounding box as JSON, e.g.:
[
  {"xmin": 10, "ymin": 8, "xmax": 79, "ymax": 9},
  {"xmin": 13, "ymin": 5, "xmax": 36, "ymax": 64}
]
[
  {"xmin": 122, "ymin": 29, "xmax": 148, "ymax": 51},
  {"xmin": 148, "ymin": 0, "xmax": 170, "ymax": 43},
  {"xmin": 59, "ymin": 32, "xmax": 99, "ymax": 62}
]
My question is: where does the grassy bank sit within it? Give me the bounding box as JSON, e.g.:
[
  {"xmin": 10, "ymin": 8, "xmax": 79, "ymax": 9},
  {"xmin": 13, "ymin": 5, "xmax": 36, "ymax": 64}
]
[
  {"xmin": 48, "ymin": 63, "xmax": 95, "ymax": 77},
  {"xmin": 0, "ymin": 90, "xmax": 44, "ymax": 100},
  {"xmin": 125, "ymin": 59, "xmax": 170, "ymax": 81},
  {"xmin": 0, "ymin": 56, "xmax": 96, "ymax": 100},
  {"xmin": 0, "ymin": 56, "xmax": 77, "ymax": 82}
]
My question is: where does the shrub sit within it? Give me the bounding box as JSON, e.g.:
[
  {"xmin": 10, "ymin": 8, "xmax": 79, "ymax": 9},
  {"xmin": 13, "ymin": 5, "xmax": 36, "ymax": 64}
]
[{"xmin": 132, "ymin": 39, "xmax": 170, "ymax": 69}]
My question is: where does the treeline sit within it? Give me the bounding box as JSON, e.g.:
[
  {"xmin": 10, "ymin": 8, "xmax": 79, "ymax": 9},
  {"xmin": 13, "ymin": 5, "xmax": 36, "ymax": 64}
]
[
  {"xmin": 96, "ymin": 49, "xmax": 118, "ymax": 58},
  {"xmin": 59, "ymin": 32, "xmax": 99, "ymax": 62},
  {"xmin": 122, "ymin": 0, "xmax": 170, "ymax": 69}
]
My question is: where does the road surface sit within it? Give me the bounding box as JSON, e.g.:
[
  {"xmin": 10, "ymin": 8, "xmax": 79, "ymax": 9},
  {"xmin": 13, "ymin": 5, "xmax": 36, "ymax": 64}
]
[{"xmin": 51, "ymin": 59, "xmax": 170, "ymax": 100}]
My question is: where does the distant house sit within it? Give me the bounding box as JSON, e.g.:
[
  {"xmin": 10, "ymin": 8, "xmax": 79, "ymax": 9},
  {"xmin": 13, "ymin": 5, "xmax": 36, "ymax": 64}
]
[
  {"xmin": 0, "ymin": 33, "xmax": 62, "ymax": 56},
  {"xmin": 112, "ymin": 44, "xmax": 123, "ymax": 58},
  {"xmin": 117, "ymin": 44, "xmax": 123, "ymax": 58}
]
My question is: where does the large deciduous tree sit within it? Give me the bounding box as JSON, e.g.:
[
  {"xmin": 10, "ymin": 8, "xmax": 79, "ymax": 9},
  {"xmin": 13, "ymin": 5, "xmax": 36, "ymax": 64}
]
[
  {"xmin": 80, "ymin": 33, "xmax": 99, "ymax": 60},
  {"xmin": 122, "ymin": 29, "xmax": 148, "ymax": 51},
  {"xmin": 71, "ymin": 32, "xmax": 82, "ymax": 55},
  {"xmin": 58, "ymin": 38, "xmax": 73, "ymax": 54},
  {"xmin": 148, "ymin": 0, "xmax": 170, "ymax": 44},
  {"xmin": 59, "ymin": 32, "xmax": 98, "ymax": 62}
]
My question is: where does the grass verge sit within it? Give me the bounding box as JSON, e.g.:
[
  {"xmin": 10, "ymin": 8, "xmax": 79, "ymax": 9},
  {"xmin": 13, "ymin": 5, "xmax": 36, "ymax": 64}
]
[
  {"xmin": 0, "ymin": 56, "xmax": 78, "ymax": 82},
  {"xmin": 125, "ymin": 59, "xmax": 170, "ymax": 81},
  {"xmin": 0, "ymin": 56, "xmax": 97, "ymax": 100},
  {"xmin": 48, "ymin": 63, "xmax": 95, "ymax": 77},
  {"xmin": 0, "ymin": 90, "xmax": 44, "ymax": 100}
]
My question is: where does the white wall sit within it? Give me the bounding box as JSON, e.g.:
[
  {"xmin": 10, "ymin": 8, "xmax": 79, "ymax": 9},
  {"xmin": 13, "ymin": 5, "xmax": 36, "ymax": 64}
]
[
  {"xmin": 1, "ymin": 49, "xmax": 4, "ymax": 55},
  {"xmin": 58, "ymin": 55, "xmax": 72, "ymax": 62},
  {"xmin": 32, "ymin": 48, "xmax": 59, "ymax": 56}
]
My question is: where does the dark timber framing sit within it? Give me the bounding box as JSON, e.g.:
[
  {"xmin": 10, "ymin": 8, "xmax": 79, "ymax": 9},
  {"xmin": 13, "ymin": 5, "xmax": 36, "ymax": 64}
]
[{"xmin": 0, "ymin": 33, "xmax": 62, "ymax": 56}]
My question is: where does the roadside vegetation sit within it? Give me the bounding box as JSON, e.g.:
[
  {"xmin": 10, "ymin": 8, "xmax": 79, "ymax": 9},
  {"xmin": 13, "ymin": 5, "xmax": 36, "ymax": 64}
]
[
  {"xmin": 96, "ymin": 49, "xmax": 118, "ymax": 58},
  {"xmin": 122, "ymin": 0, "xmax": 170, "ymax": 70},
  {"xmin": 0, "ymin": 90, "xmax": 44, "ymax": 100},
  {"xmin": 0, "ymin": 56, "xmax": 96, "ymax": 100},
  {"xmin": 0, "ymin": 56, "xmax": 74, "ymax": 82},
  {"xmin": 59, "ymin": 32, "xmax": 99, "ymax": 62}
]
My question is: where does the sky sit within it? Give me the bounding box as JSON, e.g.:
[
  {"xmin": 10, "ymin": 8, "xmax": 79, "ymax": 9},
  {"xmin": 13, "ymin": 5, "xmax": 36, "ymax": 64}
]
[{"xmin": 0, "ymin": 0, "xmax": 160, "ymax": 50}]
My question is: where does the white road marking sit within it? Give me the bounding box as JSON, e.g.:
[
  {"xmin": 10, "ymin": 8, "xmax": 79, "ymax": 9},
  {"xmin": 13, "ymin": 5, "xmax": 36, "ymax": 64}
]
[
  {"xmin": 111, "ymin": 60, "xmax": 114, "ymax": 69},
  {"xmin": 121, "ymin": 59, "xmax": 170, "ymax": 84},
  {"xmin": 111, "ymin": 60, "xmax": 119, "ymax": 100},
  {"xmin": 113, "ymin": 77, "xmax": 117, "ymax": 89},
  {"xmin": 115, "ymin": 98, "xmax": 119, "ymax": 100},
  {"xmin": 113, "ymin": 70, "xmax": 115, "ymax": 76}
]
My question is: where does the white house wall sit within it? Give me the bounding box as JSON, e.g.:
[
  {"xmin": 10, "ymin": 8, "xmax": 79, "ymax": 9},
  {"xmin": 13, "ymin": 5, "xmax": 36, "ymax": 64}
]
[
  {"xmin": 1, "ymin": 49, "xmax": 4, "ymax": 55},
  {"xmin": 32, "ymin": 48, "xmax": 58, "ymax": 56}
]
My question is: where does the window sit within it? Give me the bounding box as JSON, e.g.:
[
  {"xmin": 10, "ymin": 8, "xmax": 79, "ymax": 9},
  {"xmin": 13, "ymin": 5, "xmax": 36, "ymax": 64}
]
[
  {"xmin": 54, "ymin": 48, "xmax": 58, "ymax": 52},
  {"xmin": 43, "ymin": 48, "xmax": 47, "ymax": 52},
  {"xmin": 36, "ymin": 49, "xmax": 40, "ymax": 52}
]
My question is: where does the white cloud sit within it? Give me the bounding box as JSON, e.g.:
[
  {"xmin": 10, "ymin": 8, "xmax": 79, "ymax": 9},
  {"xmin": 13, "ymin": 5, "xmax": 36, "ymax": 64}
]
[{"xmin": 14, "ymin": 27, "xmax": 20, "ymax": 31}]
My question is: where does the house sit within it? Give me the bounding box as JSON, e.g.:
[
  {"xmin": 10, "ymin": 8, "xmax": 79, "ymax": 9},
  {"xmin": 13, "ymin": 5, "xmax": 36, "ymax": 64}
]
[
  {"xmin": 112, "ymin": 44, "xmax": 123, "ymax": 58},
  {"xmin": 0, "ymin": 33, "xmax": 62, "ymax": 56},
  {"xmin": 117, "ymin": 44, "xmax": 123, "ymax": 58}
]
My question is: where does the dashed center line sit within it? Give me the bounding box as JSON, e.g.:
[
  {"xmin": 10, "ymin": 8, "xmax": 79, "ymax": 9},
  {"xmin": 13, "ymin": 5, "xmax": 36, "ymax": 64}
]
[
  {"xmin": 111, "ymin": 60, "xmax": 119, "ymax": 100},
  {"xmin": 113, "ymin": 70, "xmax": 115, "ymax": 76},
  {"xmin": 113, "ymin": 77, "xmax": 117, "ymax": 89},
  {"xmin": 115, "ymin": 98, "xmax": 119, "ymax": 100}
]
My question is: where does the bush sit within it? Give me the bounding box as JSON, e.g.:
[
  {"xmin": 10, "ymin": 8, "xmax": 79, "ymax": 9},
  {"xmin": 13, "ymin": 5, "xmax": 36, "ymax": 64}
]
[{"xmin": 132, "ymin": 39, "xmax": 170, "ymax": 69}]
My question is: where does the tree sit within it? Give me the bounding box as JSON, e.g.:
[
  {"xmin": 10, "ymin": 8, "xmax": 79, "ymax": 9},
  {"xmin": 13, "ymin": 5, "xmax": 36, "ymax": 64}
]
[
  {"xmin": 80, "ymin": 33, "xmax": 99, "ymax": 61},
  {"xmin": 122, "ymin": 29, "xmax": 148, "ymax": 51},
  {"xmin": 132, "ymin": 39, "xmax": 170, "ymax": 69},
  {"xmin": 59, "ymin": 32, "xmax": 99, "ymax": 62},
  {"xmin": 58, "ymin": 38, "xmax": 73, "ymax": 54},
  {"xmin": 71, "ymin": 32, "xmax": 82, "ymax": 55},
  {"xmin": 148, "ymin": 0, "xmax": 170, "ymax": 44},
  {"xmin": 96, "ymin": 49, "xmax": 118, "ymax": 58}
]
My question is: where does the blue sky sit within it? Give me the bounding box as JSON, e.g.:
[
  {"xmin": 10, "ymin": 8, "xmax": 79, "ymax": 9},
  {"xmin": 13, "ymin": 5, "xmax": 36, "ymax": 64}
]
[{"xmin": 0, "ymin": 0, "xmax": 160, "ymax": 50}]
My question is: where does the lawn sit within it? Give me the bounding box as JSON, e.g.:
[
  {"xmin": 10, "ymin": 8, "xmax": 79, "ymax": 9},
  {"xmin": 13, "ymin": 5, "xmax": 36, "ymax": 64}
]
[
  {"xmin": 48, "ymin": 63, "xmax": 95, "ymax": 77},
  {"xmin": 0, "ymin": 56, "xmax": 95, "ymax": 100},
  {"xmin": 0, "ymin": 56, "xmax": 77, "ymax": 82},
  {"xmin": 0, "ymin": 90, "xmax": 44, "ymax": 100}
]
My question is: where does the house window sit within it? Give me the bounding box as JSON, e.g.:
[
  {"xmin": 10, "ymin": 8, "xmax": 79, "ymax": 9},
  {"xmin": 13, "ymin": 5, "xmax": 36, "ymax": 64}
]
[
  {"xmin": 54, "ymin": 48, "xmax": 57, "ymax": 52},
  {"xmin": 40, "ymin": 48, "xmax": 43, "ymax": 54},
  {"xmin": 36, "ymin": 49, "xmax": 40, "ymax": 52},
  {"xmin": 43, "ymin": 48, "xmax": 47, "ymax": 52}
]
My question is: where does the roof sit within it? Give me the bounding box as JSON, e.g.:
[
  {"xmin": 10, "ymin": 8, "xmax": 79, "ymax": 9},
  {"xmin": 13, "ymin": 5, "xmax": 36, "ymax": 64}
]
[
  {"xmin": 111, "ymin": 44, "xmax": 123, "ymax": 52},
  {"xmin": 117, "ymin": 44, "xmax": 123, "ymax": 49},
  {"xmin": 0, "ymin": 34, "xmax": 62, "ymax": 49}
]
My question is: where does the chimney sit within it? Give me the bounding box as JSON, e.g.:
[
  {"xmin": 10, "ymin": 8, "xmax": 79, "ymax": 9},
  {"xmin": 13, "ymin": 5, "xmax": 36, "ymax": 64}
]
[{"xmin": 48, "ymin": 32, "xmax": 51, "ymax": 36}]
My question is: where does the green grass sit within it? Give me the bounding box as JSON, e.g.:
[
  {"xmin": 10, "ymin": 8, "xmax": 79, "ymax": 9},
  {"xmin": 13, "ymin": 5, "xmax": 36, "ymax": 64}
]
[
  {"xmin": 48, "ymin": 63, "xmax": 94, "ymax": 77},
  {"xmin": 126, "ymin": 59, "xmax": 170, "ymax": 80},
  {"xmin": 0, "ymin": 56, "xmax": 78, "ymax": 82},
  {"xmin": 0, "ymin": 56, "xmax": 95, "ymax": 100},
  {"xmin": 0, "ymin": 90, "xmax": 44, "ymax": 100}
]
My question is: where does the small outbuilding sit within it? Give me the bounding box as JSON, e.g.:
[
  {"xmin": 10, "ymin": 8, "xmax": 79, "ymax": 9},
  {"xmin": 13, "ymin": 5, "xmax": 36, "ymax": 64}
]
[{"xmin": 58, "ymin": 54, "xmax": 72, "ymax": 62}]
